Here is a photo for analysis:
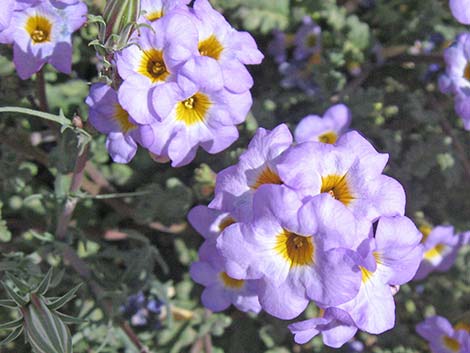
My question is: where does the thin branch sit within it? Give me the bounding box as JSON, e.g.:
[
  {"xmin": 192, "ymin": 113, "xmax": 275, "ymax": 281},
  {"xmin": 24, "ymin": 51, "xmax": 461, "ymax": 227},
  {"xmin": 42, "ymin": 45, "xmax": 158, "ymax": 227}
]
[
  {"xmin": 55, "ymin": 142, "xmax": 90, "ymax": 241},
  {"xmin": 121, "ymin": 322, "xmax": 150, "ymax": 353}
]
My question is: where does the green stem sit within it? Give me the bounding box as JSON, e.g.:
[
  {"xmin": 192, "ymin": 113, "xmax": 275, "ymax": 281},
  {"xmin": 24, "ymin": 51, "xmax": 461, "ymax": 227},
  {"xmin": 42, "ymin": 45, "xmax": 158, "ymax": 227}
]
[
  {"xmin": 0, "ymin": 106, "xmax": 91, "ymax": 140},
  {"xmin": 0, "ymin": 106, "xmax": 71, "ymax": 126}
]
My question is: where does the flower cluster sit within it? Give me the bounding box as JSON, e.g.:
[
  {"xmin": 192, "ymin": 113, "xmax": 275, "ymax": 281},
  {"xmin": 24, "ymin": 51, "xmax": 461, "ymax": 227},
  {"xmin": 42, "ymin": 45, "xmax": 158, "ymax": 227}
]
[
  {"xmin": 414, "ymin": 225, "xmax": 470, "ymax": 280},
  {"xmin": 268, "ymin": 16, "xmax": 322, "ymax": 96},
  {"xmin": 0, "ymin": 0, "xmax": 87, "ymax": 79},
  {"xmin": 189, "ymin": 104, "xmax": 424, "ymax": 348},
  {"xmin": 417, "ymin": 316, "xmax": 470, "ymax": 353},
  {"xmin": 439, "ymin": 33, "xmax": 470, "ymax": 130},
  {"xmin": 120, "ymin": 292, "xmax": 164, "ymax": 329},
  {"xmin": 86, "ymin": 0, "xmax": 263, "ymax": 165}
]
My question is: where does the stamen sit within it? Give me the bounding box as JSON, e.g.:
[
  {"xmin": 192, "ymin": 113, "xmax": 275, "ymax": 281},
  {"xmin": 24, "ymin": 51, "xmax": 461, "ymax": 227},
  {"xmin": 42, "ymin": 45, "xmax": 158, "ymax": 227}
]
[{"xmin": 274, "ymin": 229, "xmax": 314, "ymax": 268}]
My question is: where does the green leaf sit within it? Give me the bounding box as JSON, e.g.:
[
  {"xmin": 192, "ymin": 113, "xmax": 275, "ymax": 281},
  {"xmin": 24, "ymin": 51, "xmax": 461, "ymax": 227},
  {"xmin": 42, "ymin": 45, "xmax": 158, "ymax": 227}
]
[
  {"xmin": 0, "ymin": 326, "xmax": 23, "ymax": 346},
  {"xmin": 35, "ymin": 267, "xmax": 53, "ymax": 296},
  {"xmin": 0, "ymin": 202, "xmax": 11, "ymax": 243},
  {"xmin": 47, "ymin": 283, "xmax": 82, "ymax": 311},
  {"xmin": 54, "ymin": 312, "xmax": 87, "ymax": 325},
  {"xmin": 23, "ymin": 294, "xmax": 72, "ymax": 353},
  {"xmin": 0, "ymin": 317, "xmax": 23, "ymax": 330},
  {"xmin": 0, "ymin": 299, "xmax": 17, "ymax": 309},
  {"xmin": 6, "ymin": 273, "xmax": 31, "ymax": 292},
  {"xmin": 1, "ymin": 282, "xmax": 28, "ymax": 306}
]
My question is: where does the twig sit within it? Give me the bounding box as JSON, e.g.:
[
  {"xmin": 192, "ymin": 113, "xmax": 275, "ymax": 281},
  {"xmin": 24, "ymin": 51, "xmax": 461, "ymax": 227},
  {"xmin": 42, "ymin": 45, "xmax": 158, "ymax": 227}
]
[
  {"xmin": 55, "ymin": 140, "xmax": 90, "ymax": 240},
  {"xmin": 203, "ymin": 309, "xmax": 213, "ymax": 353},
  {"xmin": 189, "ymin": 338, "xmax": 203, "ymax": 353},
  {"xmin": 121, "ymin": 322, "xmax": 150, "ymax": 353}
]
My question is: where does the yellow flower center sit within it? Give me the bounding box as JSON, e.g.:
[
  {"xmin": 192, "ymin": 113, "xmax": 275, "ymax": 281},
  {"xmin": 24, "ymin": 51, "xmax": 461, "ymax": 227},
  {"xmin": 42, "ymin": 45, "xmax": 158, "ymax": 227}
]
[
  {"xmin": 274, "ymin": 229, "xmax": 314, "ymax": 268},
  {"xmin": 198, "ymin": 35, "xmax": 224, "ymax": 60},
  {"xmin": 455, "ymin": 322, "xmax": 470, "ymax": 332},
  {"xmin": 442, "ymin": 336, "xmax": 461, "ymax": 352},
  {"xmin": 138, "ymin": 49, "xmax": 169, "ymax": 83},
  {"xmin": 251, "ymin": 167, "xmax": 283, "ymax": 190},
  {"xmin": 219, "ymin": 272, "xmax": 244, "ymax": 289},
  {"xmin": 25, "ymin": 15, "xmax": 52, "ymax": 44},
  {"xmin": 175, "ymin": 93, "xmax": 212, "ymax": 126},
  {"xmin": 113, "ymin": 104, "xmax": 136, "ymax": 133},
  {"xmin": 145, "ymin": 10, "xmax": 163, "ymax": 22},
  {"xmin": 321, "ymin": 174, "xmax": 354, "ymax": 206},
  {"xmin": 219, "ymin": 216, "xmax": 236, "ymax": 232},
  {"xmin": 305, "ymin": 34, "xmax": 317, "ymax": 48},
  {"xmin": 360, "ymin": 266, "xmax": 374, "ymax": 283},
  {"xmin": 419, "ymin": 225, "xmax": 433, "ymax": 243},
  {"xmin": 318, "ymin": 131, "xmax": 338, "ymax": 144},
  {"xmin": 423, "ymin": 244, "xmax": 446, "ymax": 261},
  {"xmin": 464, "ymin": 62, "xmax": 470, "ymax": 81}
]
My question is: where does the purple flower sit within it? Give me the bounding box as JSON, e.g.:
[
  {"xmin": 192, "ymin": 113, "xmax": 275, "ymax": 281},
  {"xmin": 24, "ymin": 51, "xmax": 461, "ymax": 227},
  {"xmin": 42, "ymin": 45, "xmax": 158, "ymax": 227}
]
[
  {"xmin": 190, "ymin": 241, "xmax": 261, "ymax": 313},
  {"xmin": 454, "ymin": 94, "xmax": 470, "ymax": 130},
  {"xmin": 277, "ymin": 130, "xmax": 405, "ymax": 232},
  {"xmin": 1, "ymin": 0, "xmax": 87, "ymax": 79},
  {"xmin": 449, "ymin": 0, "xmax": 470, "ymax": 25},
  {"xmin": 414, "ymin": 225, "xmax": 470, "ymax": 280},
  {"xmin": 188, "ymin": 205, "xmax": 236, "ymax": 241},
  {"xmin": 417, "ymin": 316, "xmax": 470, "ymax": 353},
  {"xmin": 439, "ymin": 33, "xmax": 470, "ymax": 97},
  {"xmin": 288, "ymin": 308, "xmax": 358, "ymax": 348},
  {"xmin": 268, "ymin": 29, "xmax": 287, "ymax": 64},
  {"xmin": 279, "ymin": 61, "xmax": 319, "ymax": 96},
  {"xmin": 116, "ymin": 11, "xmax": 199, "ymax": 124},
  {"xmin": 337, "ymin": 216, "xmax": 423, "ymax": 334},
  {"xmin": 189, "ymin": 0, "xmax": 263, "ymax": 93},
  {"xmin": 139, "ymin": 0, "xmax": 190, "ymax": 22},
  {"xmin": 147, "ymin": 65, "xmax": 252, "ymax": 166},
  {"xmin": 216, "ymin": 185, "xmax": 362, "ymax": 320},
  {"xmin": 0, "ymin": 0, "xmax": 15, "ymax": 32},
  {"xmin": 86, "ymin": 83, "xmax": 155, "ymax": 163},
  {"xmin": 293, "ymin": 16, "xmax": 322, "ymax": 61},
  {"xmin": 209, "ymin": 124, "xmax": 293, "ymax": 222},
  {"xmin": 295, "ymin": 104, "xmax": 352, "ymax": 144}
]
